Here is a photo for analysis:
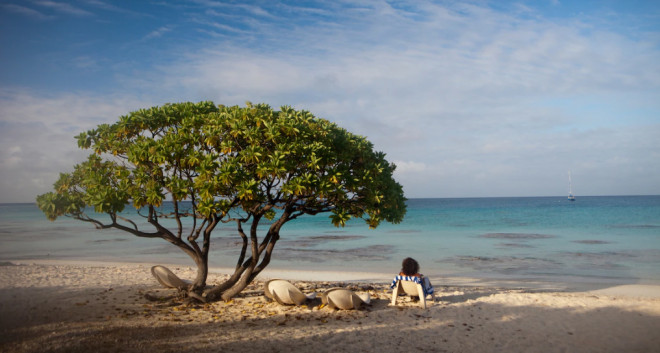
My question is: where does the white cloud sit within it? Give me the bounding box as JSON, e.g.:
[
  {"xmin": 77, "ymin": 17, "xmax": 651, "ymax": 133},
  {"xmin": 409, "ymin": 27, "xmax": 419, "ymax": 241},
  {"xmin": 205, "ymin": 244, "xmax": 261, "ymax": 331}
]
[
  {"xmin": 131, "ymin": 1, "xmax": 660, "ymax": 197},
  {"xmin": 72, "ymin": 56, "xmax": 98, "ymax": 70},
  {"xmin": 0, "ymin": 89, "xmax": 145, "ymax": 128},
  {"xmin": 143, "ymin": 26, "xmax": 174, "ymax": 41},
  {"xmin": 160, "ymin": 3, "xmax": 658, "ymax": 125},
  {"xmin": 1, "ymin": 0, "xmax": 659, "ymax": 200},
  {"xmin": 1, "ymin": 4, "xmax": 51, "ymax": 19},
  {"xmin": 0, "ymin": 90, "xmax": 151, "ymax": 203},
  {"xmin": 393, "ymin": 160, "xmax": 427, "ymax": 174},
  {"xmin": 33, "ymin": 0, "xmax": 93, "ymax": 17},
  {"xmin": 5, "ymin": 146, "xmax": 22, "ymax": 166}
]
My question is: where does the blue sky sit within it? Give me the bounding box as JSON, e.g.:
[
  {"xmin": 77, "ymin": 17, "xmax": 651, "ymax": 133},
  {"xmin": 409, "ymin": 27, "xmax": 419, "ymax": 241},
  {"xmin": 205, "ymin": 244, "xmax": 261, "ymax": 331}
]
[{"xmin": 1, "ymin": 0, "xmax": 659, "ymax": 202}]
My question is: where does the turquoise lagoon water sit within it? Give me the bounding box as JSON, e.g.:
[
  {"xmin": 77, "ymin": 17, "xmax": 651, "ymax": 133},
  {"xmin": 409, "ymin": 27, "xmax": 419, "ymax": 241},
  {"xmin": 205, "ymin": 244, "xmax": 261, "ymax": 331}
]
[{"xmin": 1, "ymin": 196, "xmax": 659, "ymax": 288}]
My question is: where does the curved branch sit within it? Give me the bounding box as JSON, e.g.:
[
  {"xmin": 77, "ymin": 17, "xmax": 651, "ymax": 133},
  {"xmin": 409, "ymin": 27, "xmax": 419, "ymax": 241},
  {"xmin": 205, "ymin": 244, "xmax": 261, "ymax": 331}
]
[
  {"xmin": 116, "ymin": 215, "xmax": 139, "ymax": 231},
  {"xmin": 172, "ymin": 198, "xmax": 183, "ymax": 239},
  {"xmin": 73, "ymin": 214, "xmax": 163, "ymax": 238},
  {"xmin": 235, "ymin": 220, "xmax": 248, "ymax": 271}
]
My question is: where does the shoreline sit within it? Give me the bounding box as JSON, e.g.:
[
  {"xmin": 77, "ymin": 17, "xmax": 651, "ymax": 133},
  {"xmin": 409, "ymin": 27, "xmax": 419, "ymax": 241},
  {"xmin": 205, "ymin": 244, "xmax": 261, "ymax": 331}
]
[
  {"xmin": 4, "ymin": 195, "xmax": 660, "ymax": 299},
  {"xmin": 1, "ymin": 260, "xmax": 660, "ymax": 352},
  {"xmin": 8, "ymin": 258, "xmax": 660, "ymax": 298}
]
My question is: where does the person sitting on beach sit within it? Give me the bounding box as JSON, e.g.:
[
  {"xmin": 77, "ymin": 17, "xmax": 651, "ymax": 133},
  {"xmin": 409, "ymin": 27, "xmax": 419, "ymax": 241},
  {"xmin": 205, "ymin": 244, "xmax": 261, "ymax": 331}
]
[{"xmin": 396, "ymin": 257, "xmax": 434, "ymax": 298}]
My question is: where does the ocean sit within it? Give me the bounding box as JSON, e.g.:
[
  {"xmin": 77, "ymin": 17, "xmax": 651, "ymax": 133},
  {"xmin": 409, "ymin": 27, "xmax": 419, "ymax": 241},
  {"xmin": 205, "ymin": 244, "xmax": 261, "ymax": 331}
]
[{"xmin": 1, "ymin": 196, "xmax": 659, "ymax": 289}]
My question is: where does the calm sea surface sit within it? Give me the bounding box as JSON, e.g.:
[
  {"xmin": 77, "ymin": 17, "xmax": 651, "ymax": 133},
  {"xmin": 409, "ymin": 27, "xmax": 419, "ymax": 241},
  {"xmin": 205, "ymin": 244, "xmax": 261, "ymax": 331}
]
[{"xmin": 2, "ymin": 196, "xmax": 659, "ymax": 288}]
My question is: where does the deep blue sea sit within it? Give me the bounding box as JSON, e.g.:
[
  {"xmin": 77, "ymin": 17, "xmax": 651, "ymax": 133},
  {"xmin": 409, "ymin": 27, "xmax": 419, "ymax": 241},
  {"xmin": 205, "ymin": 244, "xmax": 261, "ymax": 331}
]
[{"xmin": 2, "ymin": 196, "xmax": 659, "ymax": 289}]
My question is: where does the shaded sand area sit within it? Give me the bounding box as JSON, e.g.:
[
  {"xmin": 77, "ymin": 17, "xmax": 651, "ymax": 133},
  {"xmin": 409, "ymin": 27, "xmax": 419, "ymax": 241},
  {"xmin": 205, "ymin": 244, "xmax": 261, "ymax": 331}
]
[{"xmin": 1, "ymin": 261, "xmax": 659, "ymax": 353}]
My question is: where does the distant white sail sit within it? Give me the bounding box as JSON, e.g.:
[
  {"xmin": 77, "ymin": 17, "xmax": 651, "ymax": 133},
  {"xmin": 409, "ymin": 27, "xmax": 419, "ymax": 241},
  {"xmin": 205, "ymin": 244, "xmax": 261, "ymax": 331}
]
[{"xmin": 568, "ymin": 171, "xmax": 576, "ymax": 201}]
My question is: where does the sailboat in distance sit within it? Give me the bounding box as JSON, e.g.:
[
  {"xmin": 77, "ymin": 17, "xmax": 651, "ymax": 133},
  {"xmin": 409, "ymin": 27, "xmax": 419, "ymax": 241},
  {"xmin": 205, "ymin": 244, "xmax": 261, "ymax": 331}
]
[{"xmin": 568, "ymin": 171, "xmax": 576, "ymax": 201}]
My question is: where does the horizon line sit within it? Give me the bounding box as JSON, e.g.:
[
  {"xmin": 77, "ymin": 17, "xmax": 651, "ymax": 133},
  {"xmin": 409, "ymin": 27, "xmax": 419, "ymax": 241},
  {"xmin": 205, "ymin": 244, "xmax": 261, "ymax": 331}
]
[{"xmin": 3, "ymin": 194, "xmax": 660, "ymax": 205}]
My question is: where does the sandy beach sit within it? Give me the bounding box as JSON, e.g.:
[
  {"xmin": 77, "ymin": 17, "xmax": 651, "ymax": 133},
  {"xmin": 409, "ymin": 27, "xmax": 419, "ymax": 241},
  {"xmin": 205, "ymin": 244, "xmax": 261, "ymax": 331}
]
[{"xmin": 1, "ymin": 260, "xmax": 659, "ymax": 353}]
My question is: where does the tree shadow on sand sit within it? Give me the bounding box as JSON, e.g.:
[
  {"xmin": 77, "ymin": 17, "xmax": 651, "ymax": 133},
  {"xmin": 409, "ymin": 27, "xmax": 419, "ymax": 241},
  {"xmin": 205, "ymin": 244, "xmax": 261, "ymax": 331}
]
[
  {"xmin": 3, "ymin": 275, "xmax": 660, "ymax": 353},
  {"xmin": 4, "ymin": 292, "xmax": 659, "ymax": 353}
]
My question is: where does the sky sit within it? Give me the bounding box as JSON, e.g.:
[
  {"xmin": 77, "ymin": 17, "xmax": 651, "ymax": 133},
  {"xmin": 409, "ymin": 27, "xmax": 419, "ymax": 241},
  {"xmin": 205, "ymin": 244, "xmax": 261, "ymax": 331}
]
[{"xmin": 0, "ymin": 0, "xmax": 659, "ymax": 203}]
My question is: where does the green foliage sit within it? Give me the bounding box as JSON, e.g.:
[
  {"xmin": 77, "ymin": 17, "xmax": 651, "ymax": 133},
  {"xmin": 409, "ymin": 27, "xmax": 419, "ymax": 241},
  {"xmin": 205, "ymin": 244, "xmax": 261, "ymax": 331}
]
[
  {"xmin": 38, "ymin": 100, "xmax": 406, "ymax": 237},
  {"xmin": 37, "ymin": 100, "xmax": 407, "ymax": 299}
]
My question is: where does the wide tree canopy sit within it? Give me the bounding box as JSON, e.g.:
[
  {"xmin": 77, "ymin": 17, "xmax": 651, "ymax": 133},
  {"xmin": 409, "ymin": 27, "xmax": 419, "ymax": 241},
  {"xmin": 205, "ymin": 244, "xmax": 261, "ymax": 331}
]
[{"xmin": 37, "ymin": 101, "xmax": 406, "ymax": 301}]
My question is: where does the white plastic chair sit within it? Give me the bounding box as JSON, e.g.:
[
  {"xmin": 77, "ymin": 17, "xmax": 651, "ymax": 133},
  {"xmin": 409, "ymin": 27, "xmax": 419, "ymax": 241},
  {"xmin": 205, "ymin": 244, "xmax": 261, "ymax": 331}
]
[{"xmin": 391, "ymin": 278, "xmax": 434, "ymax": 309}]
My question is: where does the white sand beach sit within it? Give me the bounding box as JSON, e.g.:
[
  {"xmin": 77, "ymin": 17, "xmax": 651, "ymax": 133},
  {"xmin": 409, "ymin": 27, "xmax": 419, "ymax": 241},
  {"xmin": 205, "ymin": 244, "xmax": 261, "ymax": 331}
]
[{"xmin": 1, "ymin": 260, "xmax": 659, "ymax": 353}]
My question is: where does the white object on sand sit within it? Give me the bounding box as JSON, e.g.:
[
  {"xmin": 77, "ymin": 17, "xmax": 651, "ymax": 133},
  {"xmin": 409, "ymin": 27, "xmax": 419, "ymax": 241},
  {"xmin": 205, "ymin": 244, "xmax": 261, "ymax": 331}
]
[
  {"xmin": 391, "ymin": 279, "xmax": 434, "ymax": 309},
  {"xmin": 151, "ymin": 265, "xmax": 190, "ymax": 290},
  {"xmin": 264, "ymin": 279, "xmax": 316, "ymax": 305},
  {"xmin": 322, "ymin": 288, "xmax": 370, "ymax": 310}
]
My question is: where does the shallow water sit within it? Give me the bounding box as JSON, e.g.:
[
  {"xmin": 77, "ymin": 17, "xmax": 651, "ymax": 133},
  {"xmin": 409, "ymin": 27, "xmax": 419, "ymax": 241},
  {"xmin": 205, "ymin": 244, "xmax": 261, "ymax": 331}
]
[{"xmin": 1, "ymin": 196, "xmax": 659, "ymax": 288}]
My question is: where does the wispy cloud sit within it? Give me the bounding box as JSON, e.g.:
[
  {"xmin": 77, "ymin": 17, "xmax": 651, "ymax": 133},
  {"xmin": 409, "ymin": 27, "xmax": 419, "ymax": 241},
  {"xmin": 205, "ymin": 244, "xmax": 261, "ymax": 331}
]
[
  {"xmin": 143, "ymin": 26, "xmax": 174, "ymax": 41},
  {"xmin": 163, "ymin": 3, "xmax": 658, "ymax": 124},
  {"xmin": 192, "ymin": 0, "xmax": 273, "ymax": 18},
  {"xmin": 1, "ymin": 4, "xmax": 52, "ymax": 20},
  {"xmin": 0, "ymin": 89, "xmax": 151, "ymax": 203},
  {"xmin": 32, "ymin": 0, "xmax": 93, "ymax": 17},
  {"xmin": 193, "ymin": 15, "xmax": 253, "ymax": 35},
  {"xmin": 394, "ymin": 161, "xmax": 427, "ymax": 174},
  {"xmin": 72, "ymin": 56, "xmax": 98, "ymax": 70},
  {"xmin": 1, "ymin": 0, "xmax": 658, "ymax": 201},
  {"xmin": 81, "ymin": 0, "xmax": 131, "ymax": 14},
  {"xmin": 147, "ymin": 1, "xmax": 659, "ymax": 197}
]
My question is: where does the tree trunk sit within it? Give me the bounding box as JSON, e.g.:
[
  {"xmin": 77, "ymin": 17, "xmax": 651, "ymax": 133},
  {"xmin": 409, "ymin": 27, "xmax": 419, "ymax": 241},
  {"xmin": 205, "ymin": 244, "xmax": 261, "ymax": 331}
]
[
  {"xmin": 219, "ymin": 266, "xmax": 254, "ymax": 301},
  {"xmin": 191, "ymin": 254, "xmax": 208, "ymax": 291},
  {"xmin": 164, "ymin": 236, "xmax": 209, "ymax": 293},
  {"xmin": 196, "ymin": 213, "xmax": 290, "ymax": 302}
]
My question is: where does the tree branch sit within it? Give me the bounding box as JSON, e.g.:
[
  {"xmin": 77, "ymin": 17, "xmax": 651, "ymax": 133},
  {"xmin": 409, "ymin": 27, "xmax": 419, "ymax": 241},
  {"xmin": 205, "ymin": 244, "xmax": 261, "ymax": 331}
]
[
  {"xmin": 236, "ymin": 220, "xmax": 248, "ymax": 271},
  {"xmin": 73, "ymin": 214, "xmax": 164, "ymax": 238}
]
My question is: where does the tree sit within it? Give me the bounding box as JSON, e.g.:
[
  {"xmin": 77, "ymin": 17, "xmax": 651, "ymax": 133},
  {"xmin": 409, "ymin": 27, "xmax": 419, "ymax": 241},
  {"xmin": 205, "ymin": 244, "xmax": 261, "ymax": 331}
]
[{"xmin": 37, "ymin": 101, "xmax": 406, "ymax": 301}]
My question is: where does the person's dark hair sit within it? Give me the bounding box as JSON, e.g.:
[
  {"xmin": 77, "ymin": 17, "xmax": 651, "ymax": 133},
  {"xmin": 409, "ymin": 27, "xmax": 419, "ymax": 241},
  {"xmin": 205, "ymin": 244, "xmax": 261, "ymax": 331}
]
[{"xmin": 401, "ymin": 257, "xmax": 420, "ymax": 276}]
